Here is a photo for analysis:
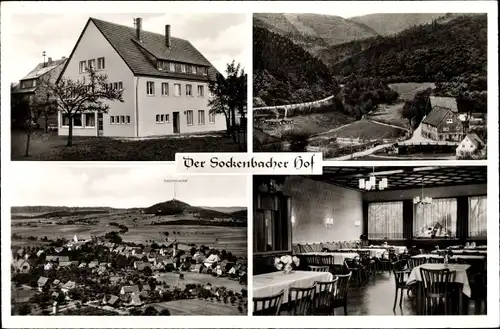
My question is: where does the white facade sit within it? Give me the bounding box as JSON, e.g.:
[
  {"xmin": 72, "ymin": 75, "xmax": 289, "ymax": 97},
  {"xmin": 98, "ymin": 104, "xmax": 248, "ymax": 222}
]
[
  {"xmin": 58, "ymin": 21, "xmax": 226, "ymax": 137},
  {"xmin": 456, "ymin": 135, "xmax": 479, "ymax": 157}
]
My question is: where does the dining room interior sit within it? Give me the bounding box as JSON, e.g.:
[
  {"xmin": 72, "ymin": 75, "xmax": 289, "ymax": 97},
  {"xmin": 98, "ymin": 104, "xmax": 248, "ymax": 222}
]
[{"xmin": 252, "ymin": 166, "xmax": 488, "ymax": 316}]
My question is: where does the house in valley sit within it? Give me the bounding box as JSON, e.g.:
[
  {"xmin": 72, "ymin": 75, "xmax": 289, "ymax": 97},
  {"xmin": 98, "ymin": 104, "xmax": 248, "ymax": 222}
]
[
  {"xmin": 420, "ymin": 106, "xmax": 464, "ymax": 142},
  {"xmin": 456, "ymin": 133, "xmax": 485, "ymax": 157},
  {"xmin": 56, "ymin": 17, "xmax": 226, "ymax": 137}
]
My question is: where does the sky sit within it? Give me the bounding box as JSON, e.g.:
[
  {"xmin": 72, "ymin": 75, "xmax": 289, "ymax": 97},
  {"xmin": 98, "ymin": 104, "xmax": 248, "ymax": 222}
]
[
  {"xmin": 9, "ymin": 13, "xmax": 249, "ymax": 82},
  {"xmin": 10, "ymin": 166, "xmax": 248, "ymax": 208}
]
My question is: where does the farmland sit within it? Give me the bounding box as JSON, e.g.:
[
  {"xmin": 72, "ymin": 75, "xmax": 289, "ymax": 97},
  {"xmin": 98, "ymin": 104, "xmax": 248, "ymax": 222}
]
[{"xmin": 11, "ymin": 210, "xmax": 247, "ymax": 257}]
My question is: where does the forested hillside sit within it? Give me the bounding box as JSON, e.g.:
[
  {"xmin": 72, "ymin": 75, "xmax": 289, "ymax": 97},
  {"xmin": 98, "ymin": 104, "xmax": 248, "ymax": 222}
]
[
  {"xmin": 328, "ymin": 15, "xmax": 487, "ymax": 82},
  {"xmin": 253, "ymin": 26, "xmax": 338, "ymax": 107},
  {"xmin": 348, "ymin": 13, "xmax": 450, "ymax": 36}
]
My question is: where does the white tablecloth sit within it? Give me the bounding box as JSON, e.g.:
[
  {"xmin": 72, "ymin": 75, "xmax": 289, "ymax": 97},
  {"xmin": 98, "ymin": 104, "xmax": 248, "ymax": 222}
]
[
  {"xmin": 253, "ymin": 270, "xmax": 334, "ymax": 304},
  {"xmin": 299, "ymin": 252, "xmax": 359, "ymax": 265},
  {"xmin": 407, "ymin": 263, "xmax": 471, "ymax": 297},
  {"xmin": 432, "ymin": 249, "xmax": 487, "ymax": 255},
  {"xmin": 412, "ymin": 254, "xmax": 486, "ymax": 261}
]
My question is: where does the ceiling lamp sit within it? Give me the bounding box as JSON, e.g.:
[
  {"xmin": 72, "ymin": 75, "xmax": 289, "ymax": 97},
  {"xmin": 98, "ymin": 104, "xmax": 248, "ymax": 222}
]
[
  {"xmin": 358, "ymin": 167, "xmax": 388, "ymax": 191},
  {"xmin": 414, "ymin": 178, "xmax": 432, "ymax": 205}
]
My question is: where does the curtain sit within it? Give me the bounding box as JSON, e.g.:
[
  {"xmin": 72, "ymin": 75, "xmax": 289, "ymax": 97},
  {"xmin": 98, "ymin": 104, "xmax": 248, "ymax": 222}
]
[
  {"xmin": 468, "ymin": 196, "xmax": 487, "ymax": 238},
  {"xmin": 414, "ymin": 198, "xmax": 457, "ymax": 238},
  {"xmin": 367, "ymin": 202, "xmax": 403, "ymax": 239}
]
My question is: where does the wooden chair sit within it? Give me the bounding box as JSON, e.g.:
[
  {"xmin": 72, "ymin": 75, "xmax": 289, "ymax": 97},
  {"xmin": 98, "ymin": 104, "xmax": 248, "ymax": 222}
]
[
  {"xmin": 318, "ymin": 255, "xmax": 335, "ymax": 268},
  {"xmin": 308, "ymin": 265, "xmax": 330, "ymax": 272},
  {"xmin": 419, "ymin": 267, "xmax": 456, "ymax": 315},
  {"xmin": 331, "ymin": 272, "xmax": 351, "ymax": 315},
  {"xmin": 344, "ymin": 258, "xmax": 363, "ymax": 285},
  {"xmin": 253, "ymin": 289, "xmax": 284, "ymax": 316},
  {"xmin": 288, "ymin": 284, "xmax": 316, "ymax": 315},
  {"xmin": 428, "ymin": 257, "xmax": 443, "ymax": 264},
  {"xmin": 312, "ymin": 278, "xmax": 339, "ymax": 315},
  {"xmin": 408, "ymin": 257, "xmax": 426, "ymax": 270},
  {"xmin": 391, "ymin": 260, "xmax": 412, "ymax": 311}
]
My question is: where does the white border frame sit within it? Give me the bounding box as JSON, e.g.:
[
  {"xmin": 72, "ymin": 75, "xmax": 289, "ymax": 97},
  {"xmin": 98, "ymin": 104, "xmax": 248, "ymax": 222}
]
[{"xmin": 1, "ymin": 1, "xmax": 498, "ymax": 328}]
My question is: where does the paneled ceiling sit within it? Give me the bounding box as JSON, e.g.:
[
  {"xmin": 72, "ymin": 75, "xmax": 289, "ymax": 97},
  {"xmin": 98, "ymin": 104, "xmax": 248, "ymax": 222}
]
[{"xmin": 308, "ymin": 166, "xmax": 487, "ymax": 191}]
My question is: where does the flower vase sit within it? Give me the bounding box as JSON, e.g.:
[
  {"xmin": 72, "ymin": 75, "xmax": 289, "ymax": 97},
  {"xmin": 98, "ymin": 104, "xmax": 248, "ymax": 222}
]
[
  {"xmin": 443, "ymin": 255, "xmax": 449, "ymax": 267},
  {"xmin": 283, "ymin": 264, "xmax": 293, "ymax": 275}
]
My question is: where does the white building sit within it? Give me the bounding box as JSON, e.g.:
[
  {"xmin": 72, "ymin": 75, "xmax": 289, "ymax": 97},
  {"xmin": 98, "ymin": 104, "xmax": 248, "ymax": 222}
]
[
  {"xmin": 456, "ymin": 133, "xmax": 485, "ymax": 157},
  {"xmin": 57, "ymin": 17, "xmax": 226, "ymax": 137}
]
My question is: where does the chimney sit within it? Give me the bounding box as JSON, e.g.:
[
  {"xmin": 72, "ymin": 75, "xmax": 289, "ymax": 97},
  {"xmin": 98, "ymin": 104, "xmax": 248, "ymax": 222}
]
[
  {"xmin": 165, "ymin": 24, "xmax": 171, "ymax": 48},
  {"xmin": 135, "ymin": 17, "xmax": 142, "ymax": 40}
]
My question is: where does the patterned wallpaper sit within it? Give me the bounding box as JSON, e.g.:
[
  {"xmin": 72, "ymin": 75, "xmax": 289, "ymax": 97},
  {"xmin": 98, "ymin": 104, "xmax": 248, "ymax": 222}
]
[{"xmin": 283, "ymin": 176, "xmax": 363, "ymax": 244}]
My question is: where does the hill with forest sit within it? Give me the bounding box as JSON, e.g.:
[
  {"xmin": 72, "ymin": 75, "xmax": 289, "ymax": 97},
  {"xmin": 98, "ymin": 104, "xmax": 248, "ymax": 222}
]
[
  {"xmin": 143, "ymin": 199, "xmax": 246, "ymax": 220},
  {"xmin": 253, "ymin": 25, "xmax": 339, "ymax": 107},
  {"xmin": 348, "ymin": 13, "xmax": 453, "ymax": 37},
  {"xmin": 326, "ymin": 15, "xmax": 487, "ymax": 82}
]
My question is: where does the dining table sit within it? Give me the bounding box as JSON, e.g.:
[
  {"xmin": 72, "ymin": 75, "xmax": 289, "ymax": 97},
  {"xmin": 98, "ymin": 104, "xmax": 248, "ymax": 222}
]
[
  {"xmin": 253, "ymin": 270, "xmax": 334, "ymax": 305},
  {"xmin": 411, "ymin": 254, "xmax": 486, "ymax": 261},
  {"xmin": 407, "ymin": 263, "xmax": 471, "ymax": 315},
  {"xmin": 431, "ymin": 249, "xmax": 487, "ymax": 255}
]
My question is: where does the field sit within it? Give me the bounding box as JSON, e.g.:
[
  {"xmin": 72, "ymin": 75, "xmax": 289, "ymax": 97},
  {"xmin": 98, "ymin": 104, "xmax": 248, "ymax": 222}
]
[
  {"xmin": 388, "ymin": 82, "xmax": 436, "ymax": 100},
  {"xmin": 322, "ymin": 120, "xmax": 406, "ymax": 140},
  {"xmin": 364, "ymin": 102, "xmax": 409, "ymax": 129},
  {"xmin": 12, "ymin": 130, "xmax": 246, "ymax": 161},
  {"xmin": 152, "ymin": 298, "xmax": 244, "ymax": 315},
  {"xmin": 286, "ymin": 111, "xmax": 355, "ymax": 136},
  {"xmin": 11, "ymin": 211, "xmax": 247, "ymax": 257}
]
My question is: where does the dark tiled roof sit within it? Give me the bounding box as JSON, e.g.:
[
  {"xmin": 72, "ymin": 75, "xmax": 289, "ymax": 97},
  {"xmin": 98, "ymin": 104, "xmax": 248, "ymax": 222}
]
[
  {"xmin": 422, "ymin": 107, "xmax": 452, "ymax": 127},
  {"xmin": 89, "ymin": 18, "xmax": 219, "ymax": 81},
  {"xmin": 21, "ymin": 59, "xmax": 67, "ymax": 81}
]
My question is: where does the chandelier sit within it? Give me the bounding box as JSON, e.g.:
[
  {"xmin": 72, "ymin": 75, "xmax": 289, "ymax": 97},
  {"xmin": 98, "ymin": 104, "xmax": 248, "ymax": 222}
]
[
  {"xmin": 358, "ymin": 167, "xmax": 388, "ymax": 191},
  {"xmin": 413, "ymin": 178, "xmax": 432, "ymax": 205}
]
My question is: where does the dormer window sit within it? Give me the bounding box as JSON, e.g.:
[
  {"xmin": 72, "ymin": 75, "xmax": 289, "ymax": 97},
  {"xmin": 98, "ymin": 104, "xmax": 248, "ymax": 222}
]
[
  {"xmin": 169, "ymin": 62, "xmax": 175, "ymax": 71},
  {"xmin": 180, "ymin": 64, "xmax": 186, "ymax": 73},
  {"xmin": 191, "ymin": 65, "xmax": 197, "ymax": 74},
  {"xmin": 446, "ymin": 118, "xmax": 453, "ymax": 124}
]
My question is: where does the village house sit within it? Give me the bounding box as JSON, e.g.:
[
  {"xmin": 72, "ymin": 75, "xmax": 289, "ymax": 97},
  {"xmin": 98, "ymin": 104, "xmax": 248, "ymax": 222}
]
[
  {"xmin": 130, "ymin": 293, "xmax": 143, "ymax": 306},
  {"xmin": 107, "ymin": 294, "xmax": 119, "ymax": 307},
  {"xmin": 46, "ymin": 255, "xmax": 70, "ymax": 263},
  {"xmin": 456, "ymin": 132, "xmax": 485, "ymax": 157},
  {"xmin": 421, "ymin": 103, "xmax": 464, "ymax": 141},
  {"xmin": 88, "ymin": 260, "xmax": 99, "ymax": 268},
  {"xmin": 134, "ymin": 261, "xmax": 152, "ymax": 271},
  {"xmin": 37, "ymin": 276, "xmax": 50, "ymax": 291},
  {"xmin": 56, "ymin": 17, "xmax": 226, "ymax": 137},
  {"xmin": 120, "ymin": 285, "xmax": 140, "ymax": 295},
  {"xmin": 11, "ymin": 56, "xmax": 67, "ymax": 129},
  {"xmin": 13, "ymin": 259, "xmax": 32, "ymax": 273},
  {"xmin": 61, "ymin": 281, "xmax": 76, "ymax": 294}
]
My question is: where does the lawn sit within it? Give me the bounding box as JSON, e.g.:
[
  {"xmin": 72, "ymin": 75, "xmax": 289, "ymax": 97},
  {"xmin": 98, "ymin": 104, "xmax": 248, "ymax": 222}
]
[
  {"xmin": 388, "ymin": 82, "xmax": 436, "ymax": 101},
  {"xmin": 11, "ymin": 130, "xmax": 246, "ymax": 161},
  {"xmin": 324, "ymin": 120, "xmax": 407, "ymax": 140}
]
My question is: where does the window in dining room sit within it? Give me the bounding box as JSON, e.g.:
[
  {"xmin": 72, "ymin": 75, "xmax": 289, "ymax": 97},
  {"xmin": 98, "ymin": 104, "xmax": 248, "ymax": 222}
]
[
  {"xmin": 367, "ymin": 201, "xmax": 403, "ymax": 240},
  {"xmin": 468, "ymin": 196, "xmax": 487, "ymax": 238},
  {"xmin": 254, "ymin": 193, "xmax": 291, "ymax": 253},
  {"xmin": 413, "ymin": 198, "xmax": 457, "ymax": 238}
]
